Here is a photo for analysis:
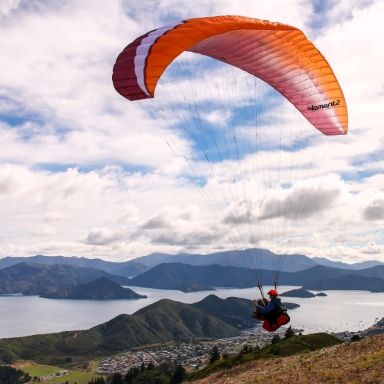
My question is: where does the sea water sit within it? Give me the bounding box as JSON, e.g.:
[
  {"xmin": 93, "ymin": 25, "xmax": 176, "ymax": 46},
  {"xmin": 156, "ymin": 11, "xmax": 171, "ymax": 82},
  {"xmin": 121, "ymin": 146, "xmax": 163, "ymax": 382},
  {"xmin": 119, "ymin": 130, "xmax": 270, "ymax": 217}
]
[{"xmin": 0, "ymin": 286, "xmax": 383, "ymax": 338}]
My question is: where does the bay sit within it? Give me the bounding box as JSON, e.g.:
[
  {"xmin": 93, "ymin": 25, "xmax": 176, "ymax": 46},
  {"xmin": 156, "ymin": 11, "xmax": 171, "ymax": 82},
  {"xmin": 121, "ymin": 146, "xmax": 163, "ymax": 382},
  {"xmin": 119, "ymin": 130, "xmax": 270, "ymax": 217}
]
[{"xmin": 0, "ymin": 286, "xmax": 383, "ymax": 338}]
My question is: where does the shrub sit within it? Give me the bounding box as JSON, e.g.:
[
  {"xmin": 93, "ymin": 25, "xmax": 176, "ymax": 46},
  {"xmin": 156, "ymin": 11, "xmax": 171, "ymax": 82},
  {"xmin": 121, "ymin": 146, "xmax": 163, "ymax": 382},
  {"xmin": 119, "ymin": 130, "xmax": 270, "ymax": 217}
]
[
  {"xmin": 209, "ymin": 345, "xmax": 220, "ymax": 364},
  {"xmin": 271, "ymin": 335, "xmax": 281, "ymax": 344},
  {"xmin": 351, "ymin": 334, "xmax": 362, "ymax": 342},
  {"xmin": 284, "ymin": 326, "xmax": 295, "ymax": 339}
]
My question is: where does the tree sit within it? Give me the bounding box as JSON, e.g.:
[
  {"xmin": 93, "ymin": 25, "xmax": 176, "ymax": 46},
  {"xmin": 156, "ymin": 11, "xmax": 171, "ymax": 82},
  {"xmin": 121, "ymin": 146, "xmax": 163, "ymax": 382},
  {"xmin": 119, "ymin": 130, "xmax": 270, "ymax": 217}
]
[
  {"xmin": 209, "ymin": 345, "xmax": 221, "ymax": 364},
  {"xmin": 351, "ymin": 334, "xmax": 362, "ymax": 342},
  {"xmin": 0, "ymin": 366, "xmax": 31, "ymax": 384},
  {"xmin": 270, "ymin": 344, "xmax": 282, "ymax": 355},
  {"xmin": 284, "ymin": 326, "xmax": 295, "ymax": 339},
  {"xmin": 125, "ymin": 367, "xmax": 140, "ymax": 383},
  {"xmin": 240, "ymin": 344, "xmax": 253, "ymax": 354},
  {"xmin": 157, "ymin": 361, "xmax": 174, "ymax": 375},
  {"xmin": 130, "ymin": 370, "xmax": 169, "ymax": 384},
  {"xmin": 88, "ymin": 377, "xmax": 106, "ymax": 384},
  {"xmin": 170, "ymin": 365, "xmax": 186, "ymax": 384},
  {"xmin": 108, "ymin": 373, "xmax": 124, "ymax": 384},
  {"xmin": 271, "ymin": 334, "xmax": 281, "ymax": 344}
]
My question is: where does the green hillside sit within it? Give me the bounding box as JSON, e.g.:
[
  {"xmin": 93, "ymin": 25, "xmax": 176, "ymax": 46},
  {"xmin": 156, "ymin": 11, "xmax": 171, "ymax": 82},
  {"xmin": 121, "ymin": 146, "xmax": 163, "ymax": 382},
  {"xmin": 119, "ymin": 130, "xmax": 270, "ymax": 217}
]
[
  {"xmin": 41, "ymin": 277, "xmax": 146, "ymax": 300},
  {"xmin": 192, "ymin": 295, "xmax": 256, "ymax": 329},
  {"xmin": 193, "ymin": 334, "xmax": 384, "ymax": 384},
  {"xmin": 191, "ymin": 333, "xmax": 342, "ymax": 381},
  {"xmin": 0, "ymin": 296, "xmax": 243, "ymax": 365}
]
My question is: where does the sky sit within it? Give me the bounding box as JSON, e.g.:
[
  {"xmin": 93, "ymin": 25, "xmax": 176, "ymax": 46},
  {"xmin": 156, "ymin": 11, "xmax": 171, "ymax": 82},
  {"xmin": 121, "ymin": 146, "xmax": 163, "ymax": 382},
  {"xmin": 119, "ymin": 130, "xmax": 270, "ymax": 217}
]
[{"xmin": 0, "ymin": 0, "xmax": 383, "ymax": 263}]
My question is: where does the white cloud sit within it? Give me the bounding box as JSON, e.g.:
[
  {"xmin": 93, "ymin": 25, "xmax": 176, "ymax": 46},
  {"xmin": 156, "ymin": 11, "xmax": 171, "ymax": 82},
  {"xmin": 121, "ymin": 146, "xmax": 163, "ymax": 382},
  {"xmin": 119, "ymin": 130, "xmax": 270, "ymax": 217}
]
[
  {"xmin": 259, "ymin": 175, "xmax": 343, "ymax": 220},
  {"xmin": 360, "ymin": 241, "xmax": 382, "ymax": 255},
  {"xmin": 203, "ymin": 110, "xmax": 232, "ymax": 127},
  {"xmin": 30, "ymin": 225, "xmax": 56, "ymax": 237},
  {"xmin": 362, "ymin": 199, "xmax": 384, "ymax": 221},
  {"xmin": 0, "ymin": 0, "xmax": 21, "ymax": 19},
  {"xmin": 85, "ymin": 228, "xmax": 127, "ymax": 246}
]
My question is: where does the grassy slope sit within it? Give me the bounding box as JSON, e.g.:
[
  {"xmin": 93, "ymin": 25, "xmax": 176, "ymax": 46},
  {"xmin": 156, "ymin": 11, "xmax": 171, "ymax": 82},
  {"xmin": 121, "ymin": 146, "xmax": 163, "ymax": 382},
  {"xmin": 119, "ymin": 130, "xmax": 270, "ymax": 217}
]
[
  {"xmin": 13, "ymin": 361, "xmax": 102, "ymax": 384},
  {"xmin": 192, "ymin": 334, "xmax": 384, "ymax": 384},
  {"xmin": 190, "ymin": 333, "xmax": 341, "ymax": 380}
]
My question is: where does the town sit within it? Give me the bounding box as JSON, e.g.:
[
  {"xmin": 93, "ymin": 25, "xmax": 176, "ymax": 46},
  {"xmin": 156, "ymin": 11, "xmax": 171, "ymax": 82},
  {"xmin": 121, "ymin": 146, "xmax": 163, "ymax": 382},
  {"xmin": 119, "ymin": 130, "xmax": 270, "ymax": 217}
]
[{"xmin": 96, "ymin": 324, "xmax": 287, "ymax": 375}]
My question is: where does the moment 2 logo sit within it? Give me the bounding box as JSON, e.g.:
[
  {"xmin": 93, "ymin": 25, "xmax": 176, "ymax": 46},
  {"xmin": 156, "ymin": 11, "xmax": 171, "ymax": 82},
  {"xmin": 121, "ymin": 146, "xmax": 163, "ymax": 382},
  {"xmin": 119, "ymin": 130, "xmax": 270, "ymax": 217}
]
[{"xmin": 307, "ymin": 99, "xmax": 341, "ymax": 111}]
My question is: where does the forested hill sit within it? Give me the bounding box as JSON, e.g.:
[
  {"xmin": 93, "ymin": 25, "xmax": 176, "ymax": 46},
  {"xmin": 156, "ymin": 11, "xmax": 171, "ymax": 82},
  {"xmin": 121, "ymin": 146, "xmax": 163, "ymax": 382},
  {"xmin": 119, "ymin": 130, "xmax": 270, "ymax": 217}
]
[
  {"xmin": 0, "ymin": 262, "xmax": 130, "ymax": 295},
  {"xmin": 41, "ymin": 277, "xmax": 146, "ymax": 300},
  {"xmin": 0, "ymin": 295, "xmax": 264, "ymax": 365},
  {"xmin": 128, "ymin": 262, "xmax": 384, "ymax": 292}
]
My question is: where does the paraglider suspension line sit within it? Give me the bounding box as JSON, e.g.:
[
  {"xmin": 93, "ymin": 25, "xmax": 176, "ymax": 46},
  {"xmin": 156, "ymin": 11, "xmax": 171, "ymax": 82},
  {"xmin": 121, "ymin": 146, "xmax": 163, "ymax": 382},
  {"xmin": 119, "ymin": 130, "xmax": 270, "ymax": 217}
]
[{"xmin": 257, "ymin": 282, "xmax": 265, "ymax": 300}]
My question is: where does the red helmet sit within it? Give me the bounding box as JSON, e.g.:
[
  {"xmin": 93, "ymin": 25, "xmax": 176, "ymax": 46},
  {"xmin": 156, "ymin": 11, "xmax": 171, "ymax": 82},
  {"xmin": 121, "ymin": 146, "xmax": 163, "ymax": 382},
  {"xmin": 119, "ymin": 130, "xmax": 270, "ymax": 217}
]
[{"xmin": 267, "ymin": 289, "xmax": 278, "ymax": 296}]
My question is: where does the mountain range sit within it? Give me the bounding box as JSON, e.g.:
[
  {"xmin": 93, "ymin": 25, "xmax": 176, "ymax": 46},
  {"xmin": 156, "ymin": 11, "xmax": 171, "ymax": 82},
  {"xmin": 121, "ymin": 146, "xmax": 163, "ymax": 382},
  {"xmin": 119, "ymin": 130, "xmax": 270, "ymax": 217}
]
[
  {"xmin": 0, "ymin": 255, "xmax": 147, "ymax": 277},
  {"xmin": 128, "ymin": 263, "xmax": 384, "ymax": 292},
  {"xmin": 1, "ymin": 249, "xmax": 384, "ymax": 295},
  {"xmin": 1, "ymin": 249, "xmax": 383, "ymax": 278},
  {"xmin": 132, "ymin": 249, "xmax": 384, "ymax": 271},
  {"xmin": 1, "ymin": 260, "xmax": 384, "ymax": 295}
]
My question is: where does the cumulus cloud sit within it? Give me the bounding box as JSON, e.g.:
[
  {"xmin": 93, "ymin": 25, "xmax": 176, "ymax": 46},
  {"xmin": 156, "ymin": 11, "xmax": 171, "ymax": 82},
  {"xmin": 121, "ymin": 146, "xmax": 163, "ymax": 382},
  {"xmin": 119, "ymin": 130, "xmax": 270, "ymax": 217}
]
[
  {"xmin": 361, "ymin": 241, "xmax": 382, "ymax": 255},
  {"xmin": 259, "ymin": 176, "xmax": 342, "ymax": 220},
  {"xmin": 362, "ymin": 199, "xmax": 384, "ymax": 220},
  {"xmin": 308, "ymin": 0, "xmax": 375, "ymax": 31},
  {"xmin": 85, "ymin": 228, "xmax": 126, "ymax": 246},
  {"xmin": 150, "ymin": 229, "xmax": 221, "ymax": 247},
  {"xmin": 223, "ymin": 200, "xmax": 257, "ymax": 225},
  {"xmin": 141, "ymin": 215, "xmax": 170, "ymax": 230},
  {"xmin": 203, "ymin": 110, "xmax": 232, "ymax": 127},
  {"xmin": 133, "ymin": 207, "xmax": 224, "ymax": 248}
]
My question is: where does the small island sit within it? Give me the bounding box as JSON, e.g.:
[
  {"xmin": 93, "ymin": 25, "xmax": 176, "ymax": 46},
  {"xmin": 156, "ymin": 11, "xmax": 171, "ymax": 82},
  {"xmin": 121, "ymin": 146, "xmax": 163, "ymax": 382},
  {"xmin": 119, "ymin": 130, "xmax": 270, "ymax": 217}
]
[
  {"xmin": 41, "ymin": 277, "xmax": 147, "ymax": 300},
  {"xmin": 315, "ymin": 292, "xmax": 327, "ymax": 297},
  {"xmin": 181, "ymin": 283, "xmax": 215, "ymax": 292},
  {"xmin": 280, "ymin": 288, "xmax": 315, "ymax": 298},
  {"xmin": 283, "ymin": 302, "xmax": 300, "ymax": 309}
]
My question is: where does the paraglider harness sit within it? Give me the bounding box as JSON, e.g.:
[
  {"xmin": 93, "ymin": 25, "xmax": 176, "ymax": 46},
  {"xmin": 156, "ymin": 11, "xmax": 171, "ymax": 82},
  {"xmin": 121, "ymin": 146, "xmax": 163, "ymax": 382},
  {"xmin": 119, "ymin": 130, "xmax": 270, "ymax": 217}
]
[{"xmin": 252, "ymin": 282, "xmax": 290, "ymax": 332}]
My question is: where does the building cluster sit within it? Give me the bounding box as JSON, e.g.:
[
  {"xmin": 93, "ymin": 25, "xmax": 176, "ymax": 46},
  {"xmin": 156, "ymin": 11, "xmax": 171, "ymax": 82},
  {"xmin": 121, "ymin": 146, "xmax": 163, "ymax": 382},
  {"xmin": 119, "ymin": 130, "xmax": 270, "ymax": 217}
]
[
  {"xmin": 30, "ymin": 370, "xmax": 68, "ymax": 382},
  {"xmin": 332, "ymin": 330, "xmax": 364, "ymax": 341},
  {"xmin": 96, "ymin": 324, "xmax": 286, "ymax": 375}
]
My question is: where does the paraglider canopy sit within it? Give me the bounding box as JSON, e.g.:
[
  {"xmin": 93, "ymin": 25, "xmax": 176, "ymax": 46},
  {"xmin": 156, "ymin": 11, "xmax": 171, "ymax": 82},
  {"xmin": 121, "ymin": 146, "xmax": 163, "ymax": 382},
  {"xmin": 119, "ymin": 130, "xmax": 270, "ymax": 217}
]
[
  {"xmin": 113, "ymin": 15, "xmax": 348, "ymax": 136},
  {"xmin": 112, "ymin": 15, "xmax": 349, "ymax": 298}
]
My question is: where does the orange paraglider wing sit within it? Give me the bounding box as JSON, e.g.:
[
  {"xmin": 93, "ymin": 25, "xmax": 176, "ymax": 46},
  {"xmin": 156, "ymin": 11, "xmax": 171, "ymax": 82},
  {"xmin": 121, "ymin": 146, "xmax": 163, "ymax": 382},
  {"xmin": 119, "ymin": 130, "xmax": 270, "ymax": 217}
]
[{"xmin": 112, "ymin": 15, "xmax": 348, "ymax": 136}]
